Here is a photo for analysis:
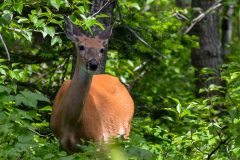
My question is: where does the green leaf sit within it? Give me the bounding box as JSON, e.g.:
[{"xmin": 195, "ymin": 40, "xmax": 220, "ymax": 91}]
[
  {"xmin": 29, "ymin": 14, "xmax": 38, "ymax": 25},
  {"xmin": 21, "ymin": 90, "xmax": 50, "ymax": 103},
  {"xmin": 146, "ymin": 0, "xmax": 154, "ymax": 4},
  {"xmin": 50, "ymin": 19, "xmax": 62, "ymax": 25},
  {"xmin": 14, "ymin": 1, "xmax": 24, "ymax": 14},
  {"xmin": 17, "ymin": 18, "xmax": 29, "ymax": 23},
  {"xmin": 95, "ymin": 21, "xmax": 105, "ymax": 30},
  {"xmin": 96, "ymin": 14, "xmax": 109, "ymax": 18},
  {"xmin": 39, "ymin": 106, "xmax": 52, "ymax": 111},
  {"xmin": 15, "ymin": 90, "xmax": 50, "ymax": 108},
  {"xmin": 0, "ymin": 85, "xmax": 11, "ymax": 94},
  {"xmin": 2, "ymin": 10, "xmax": 13, "ymax": 24},
  {"xmin": 15, "ymin": 94, "xmax": 37, "ymax": 108},
  {"xmin": 22, "ymin": 30, "xmax": 32, "ymax": 42},
  {"xmin": 162, "ymin": 116, "xmax": 174, "ymax": 122},
  {"xmin": 63, "ymin": 0, "xmax": 70, "ymax": 7},
  {"xmin": 176, "ymin": 103, "xmax": 182, "ymax": 114},
  {"xmin": 44, "ymin": 154, "xmax": 55, "ymax": 159},
  {"xmin": 51, "ymin": 36, "xmax": 62, "ymax": 46},
  {"xmin": 35, "ymin": 19, "xmax": 45, "ymax": 28},
  {"xmin": 128, "ymin": 2, "xmax": 141, "ymax": 10},
  {"xmin": 50, "ymin": 0, "xmax": 61, "ymax": 10},
  {"xmin": 18, "ymin": 134, "xmax": 33, "ymax": 143},
  {"xmin": 43, "ymin": 26, "xmax": 55, "ymax": 38},
  {"xmin": 78, "ymin": 6, "xmax": 85, "ymax": 13},
  {"xmin": 41, "ymin": 30, "xmax": 47, "ymax": 38},
  {"xmin": 0, "ymin": 123, "xmax": 14, "ymax": 135},
  {"xmin": 9, "ymin": 69, "xmax": 22, "ymax": 80}
]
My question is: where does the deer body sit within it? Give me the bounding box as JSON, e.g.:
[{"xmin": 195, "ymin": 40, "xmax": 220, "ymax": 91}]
[{"xmin": 50, "ymin": 17, "xmax": 134, "ymax": 153}]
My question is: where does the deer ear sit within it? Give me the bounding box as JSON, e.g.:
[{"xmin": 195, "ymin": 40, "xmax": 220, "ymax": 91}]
[
  {"xmin": 64, "ymin": 16, "xmax": 87, "ymax": 42},
  {"xmin": 97, "ymin": 26, "xmax": 113, "ymax": 40},
  {"xmin": 97, "ymin": 26, "xmax": 113, "ymax": 46}
]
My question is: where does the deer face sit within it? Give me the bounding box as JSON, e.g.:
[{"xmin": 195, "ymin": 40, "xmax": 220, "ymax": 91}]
[{"xmin": 64, "ymin": 17, "xmax": 112, "ymax": 72}]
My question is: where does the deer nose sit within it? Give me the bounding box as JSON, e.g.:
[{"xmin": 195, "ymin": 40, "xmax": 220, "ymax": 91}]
[{"xmin": 86, "ymin": 59, "xmax": 99, "ymax": 71}]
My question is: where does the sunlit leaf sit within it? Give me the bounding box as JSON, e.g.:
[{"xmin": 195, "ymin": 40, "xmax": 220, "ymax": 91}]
[{"xmin": 50, "ymin": 0, "xmax": 61, "ymax": 10}]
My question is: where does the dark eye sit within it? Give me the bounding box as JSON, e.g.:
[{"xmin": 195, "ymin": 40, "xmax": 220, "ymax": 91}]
[
  {"xmin": 100, "ymin": 48, "xmax": 104, "ymax": 53},
  {"xmin": 79, "ymin": 45, "xmax": 85, "ymax": 51}
]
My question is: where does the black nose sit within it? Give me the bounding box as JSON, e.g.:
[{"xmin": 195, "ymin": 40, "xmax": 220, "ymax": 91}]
[{"xmin": 86, "ymin": 59, "xmax": 98, "ymax": 71}]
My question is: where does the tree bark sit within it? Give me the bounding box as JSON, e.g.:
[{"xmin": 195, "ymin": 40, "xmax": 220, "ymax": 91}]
[
  {"xmin": 90, "ymin": 0, "xmax": 116, "ymax": 74},
  {"xmin": 191, "ymin": 0, "xmax": 223, "ymax": 98},
  {"xmin": 222, "ymin": 4, "xmax": 234, "ymax": 56},
  {"xmin": 175, "ymin": 0, "xmax": 191, "ymax": 8},
  {"xmin": 176, "ymin": 0, "xmax": 184, "ymax": 7},
  {"xmin": 175, "ymin": 0, "xmax": 187, "ymax": 8},
  {"xmin": 71, "ymin": 0, "xmax": 116, "ymax": 77}
]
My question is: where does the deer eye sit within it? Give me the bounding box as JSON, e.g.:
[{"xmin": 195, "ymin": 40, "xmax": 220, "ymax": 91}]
[
  {"xmin": 79, "ymin": 45, "xmax": 85, "ymax": 51},
  {"xmin": 100, "ymin": 48, "xmax": 104, "ymax": 53}
]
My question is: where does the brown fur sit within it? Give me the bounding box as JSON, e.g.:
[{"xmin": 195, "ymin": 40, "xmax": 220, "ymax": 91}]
[
  {"xmin": 51, "ymin": 74, "xmax": 134, "ymax": 152},
  {"xmin": 79, "ymin": 37, "xmax": 103, "ymax": 48}
]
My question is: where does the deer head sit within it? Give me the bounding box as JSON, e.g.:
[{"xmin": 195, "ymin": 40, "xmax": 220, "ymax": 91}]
[{"xmin": 64, "ymin": 17, "xmax": 112, "ymax": 73}]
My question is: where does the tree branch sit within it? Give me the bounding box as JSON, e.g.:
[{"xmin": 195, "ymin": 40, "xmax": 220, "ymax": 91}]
[
  {"xmin": 116, "ymin": 1, "xmax": 163, "ymax": 58},
  {"xmin": 125, "ymin": 26, "xmax": 164, "ymax": 58},
  {"xmin": 207, "ymin": 136, "xmax": 231, "ymax": 160},
  {"xmin": 0, "ymin": 33, "xmax": 11, "ymax": 61},
  {"xmin": 185, "ymin": 0, "xmax": 222, "ymax": 34},
  {"xmin": 90, "ymin": 0, "xmax": 113, "ymax": 17}
]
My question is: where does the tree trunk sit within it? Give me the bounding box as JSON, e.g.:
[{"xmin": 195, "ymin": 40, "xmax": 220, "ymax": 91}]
[
  {"xmin": 222, "ymin": 4, "xmax": 234, "ymax": 56},
  {"xmin": 90, "ymin": 0, "xmax": 116, "ymax": 74},
  {"xmin": 71, "ymin": 0, "xmax": 116, "ymax": 77},
  {"xmin": 175, "ymin": 0, "xmax": 191, "ymax": 8},
  {"xmin": 191, "ymin": 0, "xmax": 223, "ymax": 98},
  {"xmin": 176, "ymin": 0, "xmax": 184, "ymax": 7}
]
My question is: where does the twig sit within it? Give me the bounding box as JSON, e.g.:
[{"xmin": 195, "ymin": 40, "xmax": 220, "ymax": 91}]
[
  {"xmin": 185, "ymin": 0, "xmax": 222, "ymax": 34},
  {"xmin": 27, "ymin": 127, "xmax": 52, "ymax": 137},
  {"xmin": 173, "ymin": 11, "xmax": 190, "ymax": 21},
  {"xmin": 128, "ymin": 61, "xmax": 150, "ymax": 90},
  {"xmin": 8, "ymin": 28, "xmax": 64, "ymax": 35},
  {"xmin": 0, "ymin": 33, "xmax": 10, "ymax": 61},
  {"xmin": 116, "ymin": 0, "xmax": 163, "ymax": 58},
  {"xmin": 207, "ymin": 136, "xmax": 231, "ymax": 160},
  {"xmin": 18, "ymin": 121, "xmax": 52, "ymax": 137},
  {"xmin": 190, "ymin": 129, "xmax": 206, "ymax": 156},
  {"xmin": 125, "ymin": 26, "xmax": 164, "ymax": 58},
  {"xmin": 90, "ymin": 0, "xmax": 113, "ymax": 17},
  {"xmin": 61, "ymin": 56, "xmax": 70, "ymax": 84}
]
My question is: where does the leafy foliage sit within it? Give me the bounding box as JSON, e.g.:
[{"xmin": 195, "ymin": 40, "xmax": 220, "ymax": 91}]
[{"xmin": 0, "ymin": 0, "xmax": 240, "ymax": 159}]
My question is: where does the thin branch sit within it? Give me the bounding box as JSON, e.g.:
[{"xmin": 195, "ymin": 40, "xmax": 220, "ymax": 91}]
[
  {"xmin": 173, "ymin": 12, "xmax": 190, "ymax": 21},
  {"xmin": 207, "ymin": 136, "xmax": 231, "ymax": 160},
  {"xmin": 116, "ymin": 0, "xmax": 123, "ymax": 21},
  {"xmin": 90, "ymin": 0, "xmax": 113, "ymax": 17},
  {"xmin": 185, "ymin": 0, "xmax": 222, "ymax": 34},
  {"xmin": 27, "ymin": 127, "xmax": 52, "ymax": 137},
  {"xmin": 0, "ymin": 33, "xmax": 10, "ymax": 61},
  {"xmin": 61, "ymin": 56, "xmax": 70, "ymax": 84},
  {"xmin": 128, "ymin": 61, "xmax": 149, "ymax": 90},
  {"xmin": 190, "ymin": 130, "xmax": 206, "ymax": 156},
  {"xmin": 8, "ymin": 28, "xmax": 64, "ymax": 35},
  {"xmin": 125, "ymin": 26, "xmax": 164, "ymax": 58},
  {"xmin": 116, "ymin": 1, "xmax": 163, "ymax": 58}
]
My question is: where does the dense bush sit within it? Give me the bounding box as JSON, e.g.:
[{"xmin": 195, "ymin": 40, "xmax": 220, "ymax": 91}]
[{"xmin": 1, "ymin": 0, "xmax": 240, "ymax": 159}]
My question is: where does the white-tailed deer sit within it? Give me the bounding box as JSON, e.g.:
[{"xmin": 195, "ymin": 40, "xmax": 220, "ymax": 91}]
[{"xmin": 50, "ymin": 17, "xmax": 134, "ymax": 153}]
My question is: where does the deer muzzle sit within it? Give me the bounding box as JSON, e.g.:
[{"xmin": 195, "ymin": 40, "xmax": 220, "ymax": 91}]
[{"xmin": 86, "ymin": 59, "xmax": 99, "ymax": 71}]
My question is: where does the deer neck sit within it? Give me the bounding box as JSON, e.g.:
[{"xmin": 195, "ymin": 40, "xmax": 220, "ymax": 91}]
[
  {"xmin": 72, "ymin": 64, "xmax": 93, "ymax": 104},
  {"xmin": 61, "ymin": 61, "xmax": 93, "ymax": 126}
]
